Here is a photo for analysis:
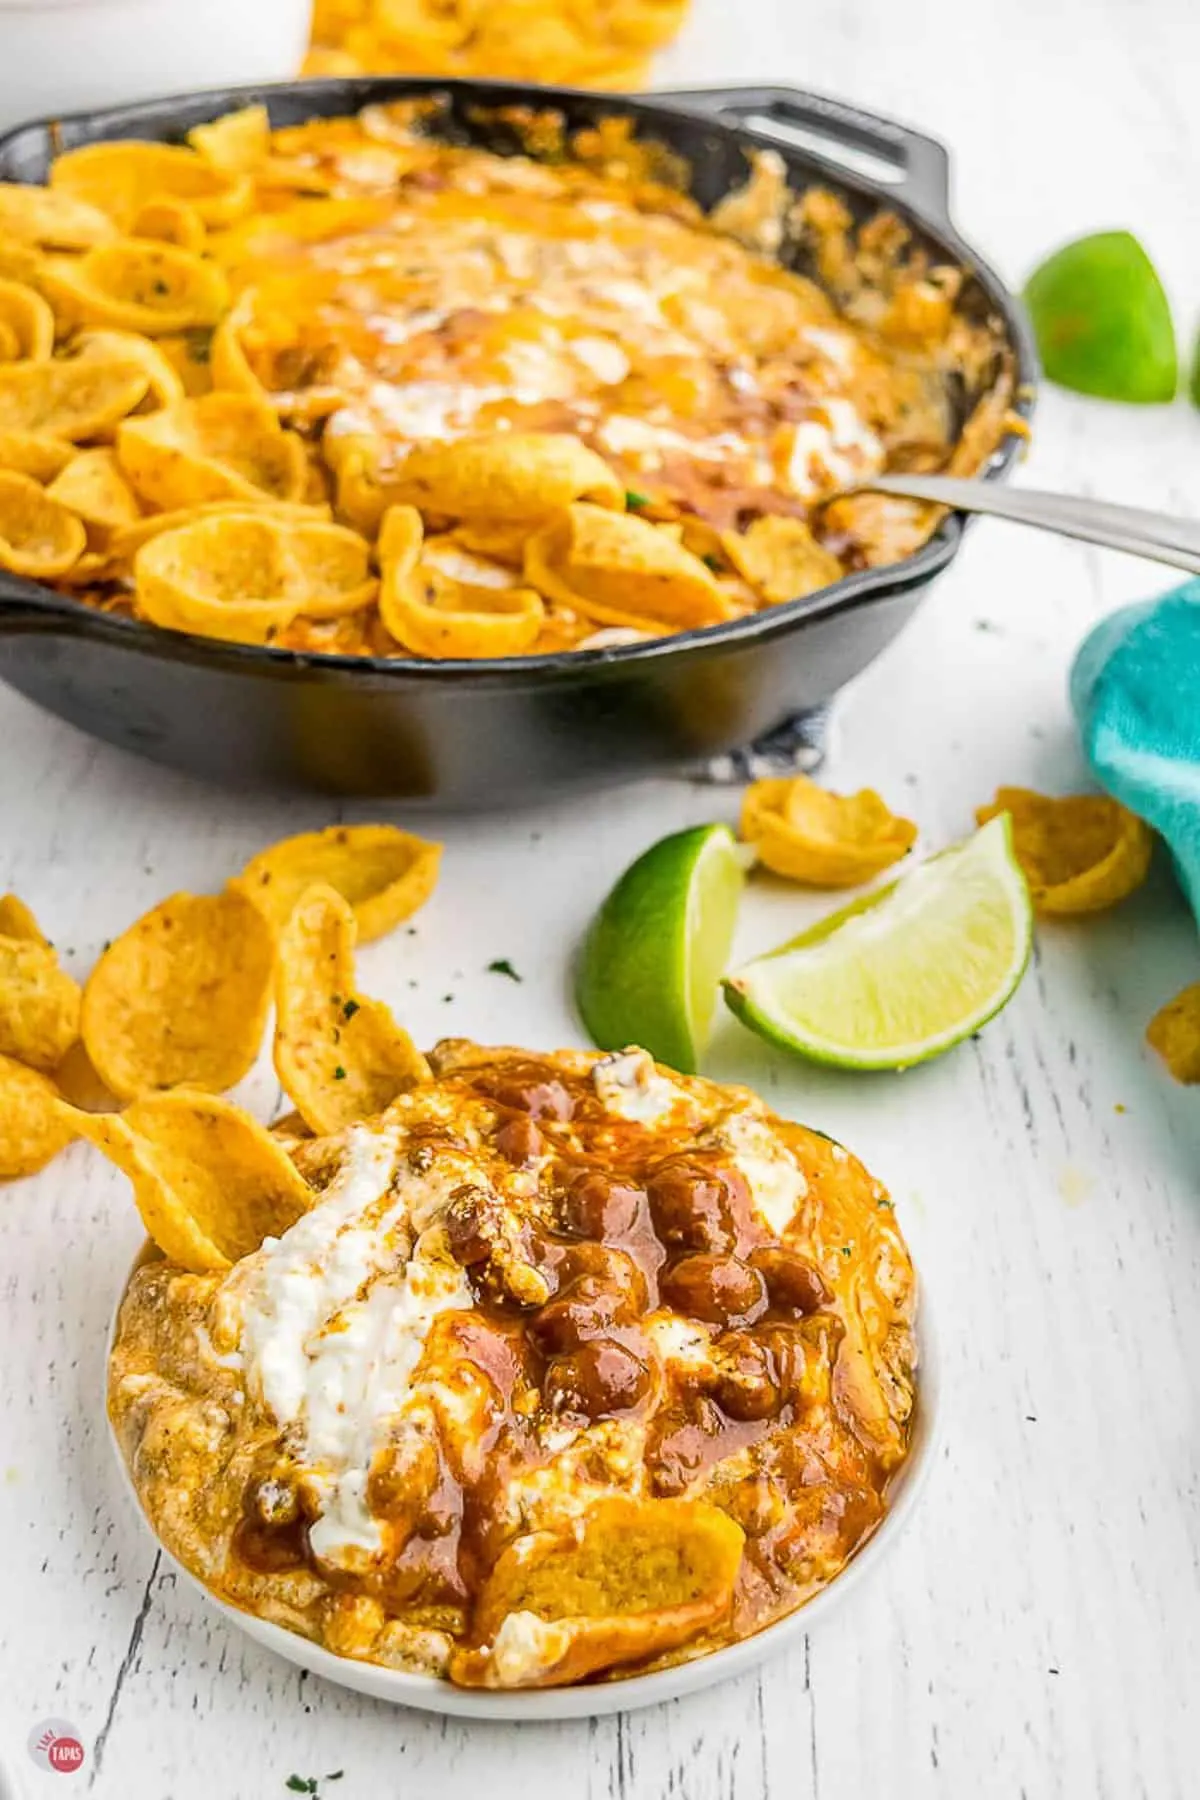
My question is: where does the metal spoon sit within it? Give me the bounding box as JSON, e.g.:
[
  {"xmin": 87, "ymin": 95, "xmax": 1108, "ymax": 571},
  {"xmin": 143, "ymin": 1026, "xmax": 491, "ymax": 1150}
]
[{"xmin": 850, "ymin": 472, "xmax": 1200, "ymax": 576}]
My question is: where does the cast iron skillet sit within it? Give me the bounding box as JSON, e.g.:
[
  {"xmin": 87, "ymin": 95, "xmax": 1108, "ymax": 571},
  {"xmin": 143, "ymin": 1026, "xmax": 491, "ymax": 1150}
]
[{"xmin": 0, "ymin": 79, "xmax": 1036, "ymax": 803}]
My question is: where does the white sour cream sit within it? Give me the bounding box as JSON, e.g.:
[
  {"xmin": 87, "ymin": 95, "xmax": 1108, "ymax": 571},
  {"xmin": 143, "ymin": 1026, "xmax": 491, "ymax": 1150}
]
[
  {"xmin": 233, "ymin": 1127, "xmax": 479, "ymax": 1567},
  {"xmin": 592, "ymin": 1049, "xmax": 689, "ymax": 1124}
]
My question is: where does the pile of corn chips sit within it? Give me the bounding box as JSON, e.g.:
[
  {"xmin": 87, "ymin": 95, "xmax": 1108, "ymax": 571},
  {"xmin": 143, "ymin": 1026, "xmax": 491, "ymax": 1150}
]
[
  {"xmin": 0, "ymin": 116, "xmax": 823, "ymax": 656},
  {"xmin": 0, "ymin": 823, "xmax": 440, "ymax": 1195},
  {"xmin": 304, "ymin": 0, "xmax": 691, "ymax": 90}
]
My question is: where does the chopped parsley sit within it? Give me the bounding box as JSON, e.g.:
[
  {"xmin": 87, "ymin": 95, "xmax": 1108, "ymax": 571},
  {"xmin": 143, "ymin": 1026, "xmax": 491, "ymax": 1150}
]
[
  {"xmin": 486, "ymin": 958, "xmax": 522, "ymax": 982},
  {"xmin": 285, "ymin": 1781, "xmax": 317, "ymax": 1796},
  {"xmin": 333, "ymin": 1065, "xmax": 346, "ymax": 1081},
  {"xmin": 341, "ymin": 998, "xmax": 360, "ymax": 1020},
  {"xmin": 701, "ymin": 553, "xmax": 723, "ymax": 572},
  {"xmin": 624, "ymin": 489, "xmax": 651, "ymax": 510},
  {"xmin": 183, "ymin": 327, "xmax": 212, "ymax": 364}
]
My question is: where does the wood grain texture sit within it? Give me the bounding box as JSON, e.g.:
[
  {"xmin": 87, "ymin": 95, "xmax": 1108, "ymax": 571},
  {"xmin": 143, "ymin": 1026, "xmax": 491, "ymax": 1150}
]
[{"xmin": 2, "ymin": 0, "xmax": 1200, "ymax": 1793}]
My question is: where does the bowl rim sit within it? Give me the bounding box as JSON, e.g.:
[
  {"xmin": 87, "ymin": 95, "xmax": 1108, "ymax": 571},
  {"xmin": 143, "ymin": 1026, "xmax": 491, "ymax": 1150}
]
[
  {"xmin": 105, "ymin": 1240, "xmax": 940, "ymax": 1719},
  {"xmin": 0, "ymin": 73, "xmax": 1036, "ymax": 685}
]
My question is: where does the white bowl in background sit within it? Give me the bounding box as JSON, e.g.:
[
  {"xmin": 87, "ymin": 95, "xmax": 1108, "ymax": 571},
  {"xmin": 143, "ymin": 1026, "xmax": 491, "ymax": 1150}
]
[
  {"xmin": 0, "ymin": 0, "xmax": 312, "ymax": 135},
  {"xmin": 106, "ymin": 1251, "xmax": 940, "ymax": 1720}
]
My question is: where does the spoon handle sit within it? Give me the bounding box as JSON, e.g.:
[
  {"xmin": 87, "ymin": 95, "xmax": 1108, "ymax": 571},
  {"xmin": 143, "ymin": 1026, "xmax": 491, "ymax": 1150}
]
[{"xmin": 858, "ymin": 472, "xmax": 1200, "ymax": 576}]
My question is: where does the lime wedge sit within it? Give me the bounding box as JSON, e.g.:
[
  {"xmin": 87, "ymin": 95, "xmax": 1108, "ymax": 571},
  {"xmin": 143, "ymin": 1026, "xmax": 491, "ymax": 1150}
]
[
  {"xmin": 1024, "ymin": 231, "xmax": 1177, "ymax": 402},
  {"xmin": 1190, "ymin": 323, "xmax": 1200, "ymax": 408},
  {"xmin": 576, "ymin": 823, "xmax": 745, "ymax": 1073},
  {"xmin": 723, "ymin": 816, "xmax": 1032, "ymax": 1070}
]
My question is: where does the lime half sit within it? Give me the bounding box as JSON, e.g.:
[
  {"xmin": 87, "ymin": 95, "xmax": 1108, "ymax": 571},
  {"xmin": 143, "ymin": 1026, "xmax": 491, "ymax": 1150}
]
[
  {"xmin": 1024, "ymin": 230, "xmax": 1177, "ymax": 402},
  {"xmin": 576, "ymin": 823, "xmax": 745, "ymax": 1073},
  {"xmin": 723, "ymin": 815, "xmax": 1032, "ymax": 1070}
]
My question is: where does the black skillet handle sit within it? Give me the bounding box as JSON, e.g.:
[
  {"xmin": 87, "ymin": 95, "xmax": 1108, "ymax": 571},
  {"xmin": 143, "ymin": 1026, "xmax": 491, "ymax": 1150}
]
[{"xmin": 657, "ymin": 84, "xmax": 953, "ymax": 232}]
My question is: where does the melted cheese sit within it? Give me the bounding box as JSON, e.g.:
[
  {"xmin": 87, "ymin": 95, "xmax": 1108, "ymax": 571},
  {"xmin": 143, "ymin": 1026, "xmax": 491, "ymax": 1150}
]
[
  {"xmin": 719, "ymin": 1110, "xmax": 808, "ymax": 1235},
  {"xmin": 592, "ymin": 1049, "xmax": 690, "ymax": 1124},
  {"xmin": 490, "ymin": 1610, "xmax": 572, "ymax": 1684},
  {"xmin": 233, "ymin": 1127, "xmax": 478, "ymax": 1566}
]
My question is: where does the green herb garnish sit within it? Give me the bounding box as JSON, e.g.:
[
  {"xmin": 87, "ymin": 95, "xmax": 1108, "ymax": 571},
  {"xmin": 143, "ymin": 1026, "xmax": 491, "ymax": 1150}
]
[
  {"xmin": 486, "ymin": 958, "xmax": 522, "ymax": 982},
  {"xmin": 333, "ymin": 1065, "xmax": 346, "ymax": 1081},
  {"xmin": 625, "ymin": 489, "xmax": 651, "ymax": 510},
  {"xmin": 342, "ymin": 998, "xmax": 360, "ymax": 1020}
]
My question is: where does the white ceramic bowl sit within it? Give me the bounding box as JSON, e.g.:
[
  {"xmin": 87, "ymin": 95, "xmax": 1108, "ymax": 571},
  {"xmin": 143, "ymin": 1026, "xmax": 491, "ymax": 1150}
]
[
  {"xmin": 0, "ymin": 0, "xmax": 312, "ymax": 134},
  {"xmin": 107, "ymin": 1254, "xmax": 940, "ymax": 1719}
]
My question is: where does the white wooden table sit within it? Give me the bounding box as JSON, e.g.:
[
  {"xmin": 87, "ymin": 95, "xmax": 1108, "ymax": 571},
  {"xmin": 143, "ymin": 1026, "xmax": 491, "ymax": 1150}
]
[{"xmin": 3, "ymin": 1, "xmax": 1200, "ymax": 1794}]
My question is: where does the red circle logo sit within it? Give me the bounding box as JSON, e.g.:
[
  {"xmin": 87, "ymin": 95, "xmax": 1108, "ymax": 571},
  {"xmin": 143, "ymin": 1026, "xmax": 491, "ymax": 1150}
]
[
  {"xmin": 48, "ymin": 1738, "xmax": 85, "ymax": 1774},
  {"xmin": 27, "ymin": 1720, "xmax": 87, "ymax": 1777}
]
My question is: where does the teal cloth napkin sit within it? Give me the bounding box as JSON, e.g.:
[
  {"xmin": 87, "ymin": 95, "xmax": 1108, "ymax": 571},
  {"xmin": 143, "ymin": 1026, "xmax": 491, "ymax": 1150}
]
[{"xmin": 1071, "ymin": 580, "xmax": 1200, "ymax": 924}]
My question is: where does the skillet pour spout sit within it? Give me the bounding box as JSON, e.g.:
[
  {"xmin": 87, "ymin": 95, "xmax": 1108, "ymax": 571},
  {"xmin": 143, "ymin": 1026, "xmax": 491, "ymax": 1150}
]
[{"xmin": 0, "ymin": 78, "xmax": 1035, "ymax": 804}]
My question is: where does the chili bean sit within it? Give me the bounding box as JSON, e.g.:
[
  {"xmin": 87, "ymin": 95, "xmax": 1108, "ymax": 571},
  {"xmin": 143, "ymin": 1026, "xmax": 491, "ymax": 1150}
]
[
  {"xmin": 710, "ymin": 1331, "xmax": 783, "ymax": 1421},
  {"xmin": 443, "ymin": 1185, "xmax": 493, "ymax": 1266},
  {"xmin": 748, "ymin": 1246, "xmax": 830, "ymax": 1315},
  {"xmin": 647, "ymin": 1157, "xmax": 757, "ymax": 1254},
  {"xmin": 560, "ymin": 1168, "xmax": 647, "ymax": 1240},
  {"xmin": 494, "ymin": 1113, "xmax": 544, "ymax": 1166},
  {"xmin": 528, "ymin": 1272, "xmax": 639, "ymax": 1355},
  {"xmin": 543, "ymin": 1337, "xmax": 654, "ymax": 1420},
  {"xmin": 660, "ymin": 1253, "xmax": 768, "ymax": 1327}
]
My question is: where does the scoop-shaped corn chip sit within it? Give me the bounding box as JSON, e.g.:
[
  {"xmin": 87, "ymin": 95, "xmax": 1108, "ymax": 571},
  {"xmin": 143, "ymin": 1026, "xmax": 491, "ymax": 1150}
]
[
  {"xmin": 111, "ymin": 497, "xmax": 324, "ymax": 561},
  {"xmin": 721, "ymin": 515, "xmax": 842, "ymax": 604},
  {"xmin": 525, "ymin": 501, "xmax": 733, "ymax": 631},
  {"xmin": 0, "ymin": 431, "xmax": 75, "ymax": 482},
  {"xmin": 274, "ymin": 883, "xmax": 430, "ymax": 1134},
  {"xmin": 0, "ymin": 245, "xmax": 44, "ymax": 288},
  {"xmin": 390, "ymin": 433, "xmax": 623, "ymax": 521},
  {"xmin": 0, "ymin": 279, "xmax": 54, "ymax": 362},
  {"xmin": 0, "ymin": 470, "xmax": 86, "ymax": 577},
  {"xmin": 72, "ymin": 1091, "xmax": 312, "ymax": 1271},
  {"xmin": 452, "ymin": 1496, "xmax": 744, "ymax": 1689},
  {"xmin": 73, "ymin": 329, "xmax": 187, "ymax": 415},
  {"xmin": 130, "ymin": 197, "xmax": 207, "ymax": 254},
  {"xmin": 0, "ymin": 356, "xmax": 149, "ymax": 441},
  {"xmin": 0, "ymin": 182, "xmax": 115, "ymax": 250},
  {"xmin": 331, "ymin": 438, "xmax": 391, "ymax": 534},
  {"xmin": 235, "ymin": 824, "xmax": 441, "ymax": 944},
  {"xmin": 209, "ymin": 293, "xmax": 268, "ymax": 402},
  {"xmin": 975, "ymin": 787, "xmax": 1152, "ymax": 915},
  {"xmin": 117, "ymin": 392, "xmax": 307, "ymax": 511},
  {"xmin": 50, "ymin": 140, "xmax": 251, "ymax": 230},
  {"xmin": 188, "ymin": 106, "xmax": 272, "ymax": 176},
  {"xmin": 47, "ymin": 448, "xmax": 141, "ymax": 540},
  {"xmin": 453, "ymin": 520, "xmax": 531, "ymax": 568},
  {"xmin": 1147, "ymin": 983, "xmax": 1200, "ymax": 1084},
  {"xmin": 156, "ymin": 329, "xmax": 215, "ymax": 398},
  {"xmin": 0, "ymin": 1055, "xmax": 76, "ymax": 1180},
  {"xmin": 0, "ymin": 935, "xmax": 81, "ymax": 1070},
  {"xmin": 742, "ymin": 775, "xmax": 918, "ymax": 887},
  {"xmin": 380, "ymin": 505, "xmax": 545, "ymax": 657},
  {"xmin": 39, "ymin": 242, "xmax": 230, "ymax": 336},
  {"xmin": 0, "ymin": 893, "xmax": 48, "ymax": 945},
  {"xmin": 287, "ymin": 520, "xmax": 378, "ymax": 619},
  {"xmin": 134, "ymin": 512, "xmax": 305, "ymax": 644},
  {"xmin": 81, "ymin": 889, "xmax": 274, "ymax": 1101}
]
